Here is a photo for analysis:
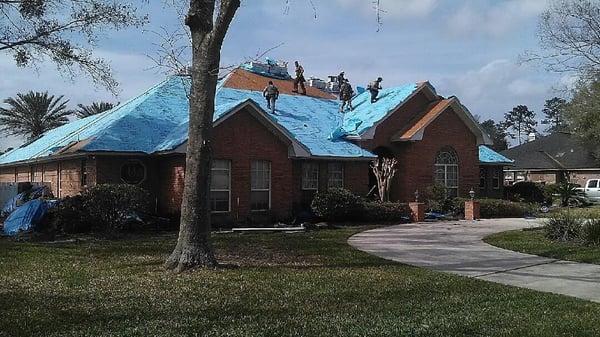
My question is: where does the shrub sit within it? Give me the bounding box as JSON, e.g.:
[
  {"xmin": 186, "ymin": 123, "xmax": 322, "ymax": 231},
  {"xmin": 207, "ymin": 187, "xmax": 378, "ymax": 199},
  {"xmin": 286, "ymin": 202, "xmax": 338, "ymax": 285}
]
[
  {"xmin": 311, "ymin": 188, "xmax": 363, "ymax": 222},
  {"xmin": 50, "ymin": 184, "xmax": 152, "ymax": 233},
  {"xmin": 50, "ymin": 195, "xmax": 91, "ymax": 234},
  {"xmin": 453, "ymin": 198, "xmax": 537, "ymax": 219},
  {"xmin": 545, "ymin": 211, "xmax": 583, "ymax": 242},
  {"xmin": 81, "ymin": 184, "xmax": 151, "ymax": 231},
  {"xmin": 424, "ymin": 184, "xmax": 454, "ymax": 213},
  {"xmin": 582, "ymin": 218, "xmax": 600, "ymax": 245},
  {"xmin": 362, "ymin": 201, "xmax": 410, "ymax": 222},
  {"xmin": 505, "ymin": 181, "xmax": 549, "ymax": 204}
]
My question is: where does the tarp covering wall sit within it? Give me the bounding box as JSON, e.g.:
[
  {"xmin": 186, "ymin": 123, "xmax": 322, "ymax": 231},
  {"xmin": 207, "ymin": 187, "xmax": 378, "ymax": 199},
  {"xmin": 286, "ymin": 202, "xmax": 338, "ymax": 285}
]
[{"xmin": 2, "ymin": 199, "xmax": 49, "ymax": 236}]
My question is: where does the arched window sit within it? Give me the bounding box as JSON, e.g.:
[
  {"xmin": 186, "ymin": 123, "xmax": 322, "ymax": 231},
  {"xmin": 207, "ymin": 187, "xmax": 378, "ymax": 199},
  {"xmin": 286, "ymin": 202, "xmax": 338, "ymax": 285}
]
[{"xmin": 434, "ymin": 147, "xmax": 459, "ymax": 197}]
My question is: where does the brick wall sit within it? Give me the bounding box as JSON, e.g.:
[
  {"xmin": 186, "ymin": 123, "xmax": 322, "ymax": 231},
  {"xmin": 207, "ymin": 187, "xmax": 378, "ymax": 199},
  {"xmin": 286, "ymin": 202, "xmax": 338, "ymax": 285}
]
[
  {"xmin": 0, "ymin": 158, "xmax": 96, "ymax": 198},
  {"xmin": 366, "ymin": 106, "xmax": 479, "ymax": 202}
]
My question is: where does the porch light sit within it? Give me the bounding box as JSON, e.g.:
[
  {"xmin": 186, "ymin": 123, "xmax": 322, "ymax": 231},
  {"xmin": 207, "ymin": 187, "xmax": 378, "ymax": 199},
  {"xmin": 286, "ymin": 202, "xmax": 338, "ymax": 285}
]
[
  {"xmin": 469, "ymin": 188, "xmax": 476, "ymax": 200},
  {"xmin": 414, "ymin": 189, "xmax": 420, "ymax": 202}
]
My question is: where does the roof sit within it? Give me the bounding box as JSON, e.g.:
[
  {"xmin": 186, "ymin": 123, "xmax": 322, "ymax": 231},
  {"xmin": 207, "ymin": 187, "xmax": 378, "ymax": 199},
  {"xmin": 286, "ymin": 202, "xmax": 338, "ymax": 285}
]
[
  {"xmin": 0, "ymin": 67, "xmax": 491, "ymax": 166},
  {"xmin": 479, "ymin": 145, "xmax": 514, "ymax": 165},
  {"xmin": 0, "ymin": 74, "xmax": 374, "ymax": 165},
  {"xmin": 331, "ymin": 83, "xmax": 419, "ymax": 138},
  {"xmin": 222, "ymin": 68, "xmax": 336, "ymax": 99},
  {"xmin": 501, "ymin": 132, "xmax": 599, "ymax": 170}
]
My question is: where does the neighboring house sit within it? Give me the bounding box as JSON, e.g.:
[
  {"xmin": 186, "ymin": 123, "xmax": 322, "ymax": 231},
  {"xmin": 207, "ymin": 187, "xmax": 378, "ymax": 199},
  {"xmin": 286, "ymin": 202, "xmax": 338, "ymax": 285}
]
[
  {"xmin": 0, "ymin": 65, "xmax": 503, "ymax": 224},
  {"xmin": 502, "ymin": 132, "xmax": 600, "ymax": 186}
]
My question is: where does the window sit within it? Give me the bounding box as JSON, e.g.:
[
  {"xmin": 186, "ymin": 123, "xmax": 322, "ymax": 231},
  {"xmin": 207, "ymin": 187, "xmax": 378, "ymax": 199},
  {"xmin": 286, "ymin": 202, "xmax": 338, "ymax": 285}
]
[
  {"xmin": 210, "ymin": 160, "xmax": 231, "ymax": 212},
  {"xmin": 327, "ymin": 163, "xmax": 344, "ymax": 188},
  {"xmin": 589, "ymin": 180, "xmax": 599, "ymax": 189},
  {"xmin": 120, "ymin": 160, "xmax": 146, "ymax": 184},
  {"xmin": 302, "ymin": 162, "xmax": 319, "ymax": 190},
  {"xmin": 479, "ymin": 168, "xmax": 486, "ymax": 190},
  {"xmin": 251, "ymin": 161, "xmax": 271, "ymax": 211},
  {"xmin": 492, "ymin": 169, "xmax": 501, "ymax": 189},
  {"xmin": 434, "ymin": 147, "xmax": 459, "ymax": 197},
  {"xmin": 80, "ymin": 159, "xmax": 88, "ymax": 187}
]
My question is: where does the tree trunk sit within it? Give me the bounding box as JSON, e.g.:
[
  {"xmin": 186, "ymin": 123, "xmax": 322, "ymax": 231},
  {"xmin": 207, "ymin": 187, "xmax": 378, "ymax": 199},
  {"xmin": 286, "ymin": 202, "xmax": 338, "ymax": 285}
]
[{"xmin": 165, "ymin": 0, "xmax": 240, "ymax": 272}]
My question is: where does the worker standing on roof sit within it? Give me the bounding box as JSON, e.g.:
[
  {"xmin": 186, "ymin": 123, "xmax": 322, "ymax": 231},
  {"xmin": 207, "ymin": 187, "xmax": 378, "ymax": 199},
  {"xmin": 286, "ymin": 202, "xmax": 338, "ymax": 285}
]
[
  {"xmin": 368, "ymin": 77, "xmax": 383, "ymax": 103},
  {"xmin": 292, "ymin": 61, "xmax": 306, "ymax": 95},
  {"xmin": 339, "ymin": 79, "xmax": 354, "ymax": 112},
  {"xmin": 263, "ymin": 80, "xmax": 279, "ymax": 114},
  {"xmin": 337, "ymin": 71, "xmax": 345, "ymax": 97}
]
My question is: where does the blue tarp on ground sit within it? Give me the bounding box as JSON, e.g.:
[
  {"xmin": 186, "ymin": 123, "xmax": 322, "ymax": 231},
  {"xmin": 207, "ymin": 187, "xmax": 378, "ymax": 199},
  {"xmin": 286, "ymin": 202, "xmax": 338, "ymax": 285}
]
[{"xmin": 2, "ymin": 199, "xmax": 49, "ymax": 236}]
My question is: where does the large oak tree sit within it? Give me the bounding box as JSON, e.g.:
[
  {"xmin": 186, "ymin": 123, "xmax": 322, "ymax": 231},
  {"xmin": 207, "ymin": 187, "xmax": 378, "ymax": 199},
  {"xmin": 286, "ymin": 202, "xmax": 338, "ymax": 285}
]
[{"xmin": 165, "ymin": 0, "xmax": 240, "ymax": 271}]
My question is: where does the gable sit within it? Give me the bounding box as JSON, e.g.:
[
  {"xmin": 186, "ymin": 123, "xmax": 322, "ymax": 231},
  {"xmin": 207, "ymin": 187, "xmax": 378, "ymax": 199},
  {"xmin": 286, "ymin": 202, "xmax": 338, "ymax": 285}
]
[{"xmin": 391, "ymin": 98, "xmax": 491, "ymax": 146}]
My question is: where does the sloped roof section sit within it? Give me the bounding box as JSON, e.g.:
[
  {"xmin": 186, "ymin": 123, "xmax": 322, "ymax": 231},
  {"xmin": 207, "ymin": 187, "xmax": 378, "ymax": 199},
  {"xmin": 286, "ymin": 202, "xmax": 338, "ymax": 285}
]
[
  {"xmin": 479, "ymin": 145, "xmax": 514, "ymax": 165},
  {"xmin": 216, "ymin": 88, "xmax": 374, "ymax": 158},
  {"xmin": 331, "ymin": 83, "xmax": 419, "ymax": 139},
  {"xmin": 222, "ymin": 68, "xmax": 336, "ymax": 99},
  {"xmin": 0, "ymin": 76, "xmax": 192, "ymax": 164},
  {"xmin": 0, "ymin": 73, "xmax": 375, "ymax": 165},
  {"xmin": 502, "ymin": 132, "xmax": 599, "ymax": 170}
]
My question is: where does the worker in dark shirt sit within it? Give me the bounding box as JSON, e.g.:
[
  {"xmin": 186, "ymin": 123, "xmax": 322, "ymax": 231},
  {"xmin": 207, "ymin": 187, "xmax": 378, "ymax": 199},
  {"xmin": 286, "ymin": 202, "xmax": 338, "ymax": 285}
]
[
  {"xmin": 339, "ymin": 79, "xmax": 354, "ymax": 112},
  {"xmin": 368, "ymin": 77, "xmax": 383, "ymax": 103},
  {"xmin": 337, "ymin": 71, "xmax": 345, "ymax": 97},
  {"xmin": 292, "ymin": 61, "xmax": 306, "ymax": 95},
  {"xmin": 263, "ymin": 81, "xmax": 279, "ymax": 114}
]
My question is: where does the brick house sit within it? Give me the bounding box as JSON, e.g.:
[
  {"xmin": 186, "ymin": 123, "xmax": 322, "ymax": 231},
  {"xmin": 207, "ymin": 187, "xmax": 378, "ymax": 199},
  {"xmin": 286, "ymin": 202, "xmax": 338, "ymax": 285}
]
[
  {"xmin": 502, "ymin": 132, "xmax": 600, "ymax": 186},
  {"xmin": 0, "ymin": 66, "xmax": 506, "ymax": 224}
]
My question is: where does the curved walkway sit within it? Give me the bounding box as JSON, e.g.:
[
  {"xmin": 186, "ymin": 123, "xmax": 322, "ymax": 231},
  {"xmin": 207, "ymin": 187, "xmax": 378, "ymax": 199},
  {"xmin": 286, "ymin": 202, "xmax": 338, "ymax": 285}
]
[{"xmin": 349, "ymin": 218, "xmax": 600, "ymax": 303}]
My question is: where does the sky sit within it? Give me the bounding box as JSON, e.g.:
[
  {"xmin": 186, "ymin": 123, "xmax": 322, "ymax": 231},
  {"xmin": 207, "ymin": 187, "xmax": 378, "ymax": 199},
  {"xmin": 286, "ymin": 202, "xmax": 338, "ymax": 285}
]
[{"xmin": 0, "ymin": 0, "xmax": 571, "ymax": 151}]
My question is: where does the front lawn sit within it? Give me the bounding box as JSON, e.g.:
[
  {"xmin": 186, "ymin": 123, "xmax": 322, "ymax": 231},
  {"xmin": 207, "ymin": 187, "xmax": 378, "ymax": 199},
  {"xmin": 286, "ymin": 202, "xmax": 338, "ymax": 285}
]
[
  {"xmin": 1, "ymin": 228, "xmax": 600, "ymax": 337},
  {"xmin": 485, "ymin": 227, "xmax": 600, "ymax": 265}
]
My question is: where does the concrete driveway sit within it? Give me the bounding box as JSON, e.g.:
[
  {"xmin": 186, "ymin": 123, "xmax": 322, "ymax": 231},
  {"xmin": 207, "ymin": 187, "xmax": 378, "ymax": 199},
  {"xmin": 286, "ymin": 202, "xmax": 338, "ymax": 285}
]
[{"xmin": 349, "ymin": 218, "xmax": 600, "ymax": 303}]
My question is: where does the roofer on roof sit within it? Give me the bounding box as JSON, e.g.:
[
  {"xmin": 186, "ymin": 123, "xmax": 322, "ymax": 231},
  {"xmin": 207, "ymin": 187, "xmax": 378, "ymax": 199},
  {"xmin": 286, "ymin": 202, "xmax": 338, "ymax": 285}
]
[
  {"xmin": 292, "ymin": 61, "xmax": 306, "ymax": 95},
  {"xmin": 263, "ymin": 80, "xmax": 279, "ymax": 114},
  {"xmin": 368, "ymin": 77, "xmax": 383, "ymax": 103},
  {"xmin": 339, "ymin": 79, "xmax": 354, "ymax": 113},
  {"xmin": 337, "ymin": 71, "xmax": 345, "ymax": 96}
]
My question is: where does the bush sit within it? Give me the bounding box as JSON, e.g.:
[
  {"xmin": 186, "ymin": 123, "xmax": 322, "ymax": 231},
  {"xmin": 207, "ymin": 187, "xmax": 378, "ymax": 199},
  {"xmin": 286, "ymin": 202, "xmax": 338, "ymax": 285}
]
[
  {"xmin": 50, "ymin": 184, "xmax": 152, "ymax": 233},
  {"xmin": 81, "ymin": 184, "xmax": 151, "ymax": 231},
  {"xmin": 505, "ymin": 181, "xmax": 550, "ymax": 204},
  {"xmin": 311, "ymin": 188, "xmax": 363, "ymax": 222},
  {"xmin": 362, "ymin": 201, "xmax": 410, "ymax": 222},
  {"xmin": 50, "ymin": 195, "xmax": 90, "ymax": 234},
  {"xmin": 424, "ymin": 184, "xmax": 454, "ymax": 213},
  {"xmin": 453, "ymin": 198, "xmax": 537, "ymax": 219},
  {"xmin": 582, "ymin": 218, "xmax": 600, "ymax": 245},
  {"xmin": 545, "ymin": 211, "xmax": 583, "ymax": 242}
]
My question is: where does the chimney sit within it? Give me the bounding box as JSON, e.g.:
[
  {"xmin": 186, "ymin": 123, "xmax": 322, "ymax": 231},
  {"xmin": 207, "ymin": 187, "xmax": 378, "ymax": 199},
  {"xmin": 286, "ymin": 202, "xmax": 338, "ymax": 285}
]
[{"xmin": 528, "ymin": 132, "xmax": 536, "ymax": 142}]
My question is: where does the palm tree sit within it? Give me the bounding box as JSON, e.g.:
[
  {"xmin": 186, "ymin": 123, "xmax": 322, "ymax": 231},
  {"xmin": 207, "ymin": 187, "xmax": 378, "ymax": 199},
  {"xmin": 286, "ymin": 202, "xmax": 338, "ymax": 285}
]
[
  {"xmin": 0, "ymin": 91, "xmax": 71, "ymax": 141},
  {"xmin": 75, "ymin": 101, "xmax": 115, "ymax": 118}
]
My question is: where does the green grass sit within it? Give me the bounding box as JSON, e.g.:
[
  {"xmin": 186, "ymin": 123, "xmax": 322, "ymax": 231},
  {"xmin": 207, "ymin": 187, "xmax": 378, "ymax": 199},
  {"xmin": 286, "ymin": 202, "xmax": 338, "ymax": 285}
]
[
  {"xmin": 485, "ymin": 227, "xmax": 600, "ymax": 265},
  {"xmin": 2, "ymin": 228, "xmax": 600, "ymax": 337}
]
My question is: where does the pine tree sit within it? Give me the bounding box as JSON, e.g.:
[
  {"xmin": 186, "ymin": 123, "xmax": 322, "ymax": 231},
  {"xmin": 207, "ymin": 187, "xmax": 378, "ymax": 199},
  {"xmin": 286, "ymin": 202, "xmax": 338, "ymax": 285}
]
[{"xmin": 503, "ymin": 105, "xmax": 538, "ymax": 145}]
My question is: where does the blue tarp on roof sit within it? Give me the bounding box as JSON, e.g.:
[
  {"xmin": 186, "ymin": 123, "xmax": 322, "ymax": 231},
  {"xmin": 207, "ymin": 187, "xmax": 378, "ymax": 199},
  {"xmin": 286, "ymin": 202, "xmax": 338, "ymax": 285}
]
[
  {"xmin": 0, "ymin": 75, "xmax": 375, "ymax": 164},
  {"xmin": 332, "ymin": 84, "xmax": 419, "ymax": 138},
  {"xmin": 479, "ymin": 145, "xmax": 514, "ymax": 164},
  {"xmin": 216, "ymin": 88, "xmax": 374, "ymax": 158}
]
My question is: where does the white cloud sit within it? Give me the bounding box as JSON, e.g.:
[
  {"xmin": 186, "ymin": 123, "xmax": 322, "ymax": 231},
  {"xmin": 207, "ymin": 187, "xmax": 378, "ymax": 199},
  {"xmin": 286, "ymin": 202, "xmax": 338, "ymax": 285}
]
[
  {"xmin": 437, "ymin": 59, "xmax": 555, "ymax": 122},
  {"xmin": 334, "ymin": 0, "xmax": 439, "ymax": 18},
  {"xmin": 446, "ymin": 0, "xmax": 548, "ymax": 37}
]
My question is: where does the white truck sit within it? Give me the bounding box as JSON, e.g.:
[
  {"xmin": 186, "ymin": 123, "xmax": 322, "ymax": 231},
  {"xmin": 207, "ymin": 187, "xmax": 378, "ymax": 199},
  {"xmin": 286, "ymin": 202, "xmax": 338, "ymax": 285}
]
[{"xmin": 579, "ymin": 179, "xmax": 600, "ymax": 203}]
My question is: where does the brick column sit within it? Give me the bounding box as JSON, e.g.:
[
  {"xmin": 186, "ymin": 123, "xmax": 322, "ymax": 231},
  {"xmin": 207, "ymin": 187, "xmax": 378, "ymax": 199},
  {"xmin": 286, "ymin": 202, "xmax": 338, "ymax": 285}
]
[
  {"xmin": 409, "ymin": 202, "xmax": 426, "ymax": 223},
  {"xmin": 465, "ymin": 200, "xmax": 480, "ymax": 221}
]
